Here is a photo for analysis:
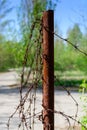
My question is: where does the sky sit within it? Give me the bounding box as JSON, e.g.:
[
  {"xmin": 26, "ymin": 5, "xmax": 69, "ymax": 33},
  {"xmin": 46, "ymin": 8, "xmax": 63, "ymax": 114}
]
[
  {"xmin": 55, "ymin": 0, "xmax": 87, "ymax": 37},
  {"xmin": 8, "ymin": 0, "xmax": 87, "ymax": 38}
]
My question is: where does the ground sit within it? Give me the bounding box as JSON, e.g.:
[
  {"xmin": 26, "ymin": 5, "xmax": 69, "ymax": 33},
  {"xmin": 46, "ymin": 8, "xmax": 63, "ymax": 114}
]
[{"xmin": 0, "ymin": 71, "xmax": 84, "ymax": 130}]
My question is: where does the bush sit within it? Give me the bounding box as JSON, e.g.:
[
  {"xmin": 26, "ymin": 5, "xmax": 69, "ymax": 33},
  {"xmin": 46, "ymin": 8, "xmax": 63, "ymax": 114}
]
[{"xmin": 79, "ymin": 80, "xmax": 87, "ymax": 129}]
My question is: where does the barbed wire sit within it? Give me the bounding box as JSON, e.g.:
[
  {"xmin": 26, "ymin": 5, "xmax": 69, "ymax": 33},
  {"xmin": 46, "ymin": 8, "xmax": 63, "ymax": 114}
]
[
  {"xmin": 7, "ymin": 17, "xmax": 87, "ymax": 130},
  {"xmin": 43, "ymin": 25, "xmax": 87, "ymax": 57},
  {"xmin": 54, "ymin": 76, "xmax": 79, "ymax": 128},
  {"xmin": 7, "ymin": 18, "xmax": 43, "ymax": 130},
  {"xmin": 42, "ymin": 106, "xmax": 87, "ymax": 130},
  {"xmin": 42, "ymin": 23, "xmax": 87, "ymax": 129}
]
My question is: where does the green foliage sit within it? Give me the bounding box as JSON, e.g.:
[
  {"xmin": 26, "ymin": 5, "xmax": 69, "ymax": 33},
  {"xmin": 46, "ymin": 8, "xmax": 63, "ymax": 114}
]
[
  {"xmin": 18, "ymin": 0, "xmax": 59, "ymax": 44},
  {"xmin": 0, "ymin": 0, "xmax": 87, "ymax": 76},
  {"xmin": 76, "ymin": 54, "xmax": 87, "ymax": 72},
  {"xmin": 55, "ymin": 79, "xmax": 82, "ymax": 87},
  {"xmin": 80, "ymin": 80, "xmax": 87, "ymax": 91},
  {"xmin": 17, "ymin": 0, "xmax": 46, "ymax": 71},
  {"xmin": 54, "ymin": 39, "xmax": 79, "ymax": 71},
  {"xmin": 81, "ymin": 116, "xmax": 87, "ymax": 130},
  {"xmin": 67, "ymin": 23, "xmax": 82, "ymax": 46},
  {"xmin": 54, "ymin": 39, "xmax": 65, "ymax": 71},
  {"xmin": 0, "ymin": 41, "xmax": 14, "ymax": 71},
  {"xmin": 55, "ymin": 70, "xmax": 86, "ymax": 87},
  {"xmin": 0, "ymin": 39, "xmax": 25, "ymax": 71},
  {"xmin": 0, "ymin": 0, "xmax": 59, "ymax": 72},
  {"xmin": 54, "ymin": 23, "xmax": 87, "ymax": 72},
  {"xmin": 0, "ymin": 0, "xmax": 15, "ymax": 71},
  {"xmin": 79, "ymin": 80, "xmax": 87, "ymax": 130}
]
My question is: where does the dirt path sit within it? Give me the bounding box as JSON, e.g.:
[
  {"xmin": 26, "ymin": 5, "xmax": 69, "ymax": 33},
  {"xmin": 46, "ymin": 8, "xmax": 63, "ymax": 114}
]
[
  {"xmin": 0, "ymin": 71, "xmax": 20, "ymax": 86},
  {"xmin": 0, "ymin": 86, "xmax": 83, "ymax": 130},
  {"xmin": 0, "ymin": 72, "xmax": 83, "ymax": 130}
]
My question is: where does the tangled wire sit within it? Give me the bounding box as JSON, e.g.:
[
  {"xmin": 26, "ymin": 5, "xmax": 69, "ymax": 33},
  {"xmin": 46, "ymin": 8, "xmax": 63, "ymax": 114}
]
[{"xmin": 7, "ymin": 16, "xmax": 87, "ymax": 130}]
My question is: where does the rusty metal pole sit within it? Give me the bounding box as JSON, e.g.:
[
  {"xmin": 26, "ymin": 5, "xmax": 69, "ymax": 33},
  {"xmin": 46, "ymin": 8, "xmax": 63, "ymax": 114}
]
[{"xmin": 42, "ymin": 10, "xmax": 54, "ymax": 130}]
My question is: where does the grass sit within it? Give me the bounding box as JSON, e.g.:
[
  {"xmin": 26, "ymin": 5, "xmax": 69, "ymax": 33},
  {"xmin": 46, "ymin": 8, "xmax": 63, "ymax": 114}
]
[
  {"xmin": 54, "ymin": 70, "xmax": 87, "ymax": 88},
  {"xmin": 0, "ymin": 69, "xmax": 86, "ymax": 89}
]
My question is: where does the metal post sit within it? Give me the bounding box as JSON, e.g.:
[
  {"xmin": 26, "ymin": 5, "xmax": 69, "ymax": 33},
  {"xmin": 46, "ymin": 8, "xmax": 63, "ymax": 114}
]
[{"xmin": 42, "ymin": 10, "xmax": 54, "ymax": 130}]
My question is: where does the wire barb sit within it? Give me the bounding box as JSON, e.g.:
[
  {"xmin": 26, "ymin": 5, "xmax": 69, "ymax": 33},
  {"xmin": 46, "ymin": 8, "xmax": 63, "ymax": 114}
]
[{"xmin": 7, "ymin": 17, "xmax": 87, "ymax": 130}]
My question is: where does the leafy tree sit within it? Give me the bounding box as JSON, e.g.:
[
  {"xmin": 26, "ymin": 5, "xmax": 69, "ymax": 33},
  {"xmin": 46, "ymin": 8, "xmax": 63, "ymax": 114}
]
[
  {"xmin": 80, "ymin": 33, "xmax": 87, "ymax": 52},
  {"xmin": 18, "ymin": 0, "xmax": 58, "ymax": 41},
  {"xmin": 0, "ymin": 41, "xmax": 15, "ymax": 71},
  {"xmin": 54, "ymin": 39, "xmax": 65, "ymax": 71},
  {"xmin": 76, "ymin": 34, "xmax": 87, "ymax": 72},
  {"xmin": 54, "ymin": 24, "xmax": 85, "ymax": 72},
  {"xmin": 67, "ymin": 23, "xmax": 82, "ymax": 48},
  {"xmin": 17, "ymin": 0, "xmax": 58, "ymax": 68},
  {"xmin": 54, "ymin": 39, "xmax": 78, "ymax": 71},
  {"xmin": 0, "ymin": 0, "xmax": 13, "ymax": 71},
  {"xmin": 66, "ymin": 24, "xmax": 87, "ymax": 72}
]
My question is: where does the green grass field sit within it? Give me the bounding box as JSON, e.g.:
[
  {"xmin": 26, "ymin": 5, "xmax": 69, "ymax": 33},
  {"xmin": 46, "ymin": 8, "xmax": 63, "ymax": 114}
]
[{"xmin": 54, "ymin": 70, "xmax": 87, "ymax": 88}]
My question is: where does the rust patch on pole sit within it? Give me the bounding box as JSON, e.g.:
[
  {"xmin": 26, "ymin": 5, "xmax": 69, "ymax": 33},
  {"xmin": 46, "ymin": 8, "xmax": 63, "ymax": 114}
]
[{"xmin": 42, "ymin": 10, "xmax": 54, "ymax": 130}]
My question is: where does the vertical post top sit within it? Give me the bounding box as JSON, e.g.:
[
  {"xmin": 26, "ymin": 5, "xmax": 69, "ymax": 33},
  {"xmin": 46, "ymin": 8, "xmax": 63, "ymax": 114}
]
[{"xmin": 43, "ymin": 10, "xmax": 54, "ymax": 15}]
